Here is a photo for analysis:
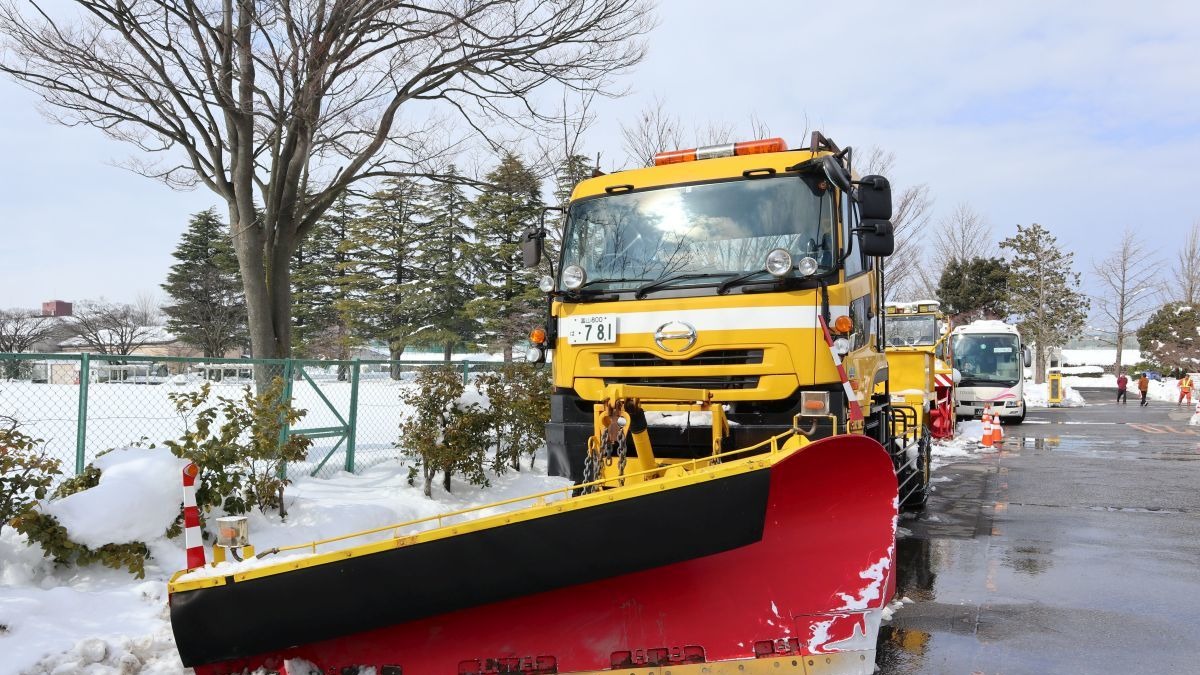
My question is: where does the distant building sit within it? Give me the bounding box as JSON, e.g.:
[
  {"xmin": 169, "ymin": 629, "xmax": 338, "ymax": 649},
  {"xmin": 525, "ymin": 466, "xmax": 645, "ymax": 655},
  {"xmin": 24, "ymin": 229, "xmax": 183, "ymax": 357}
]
[{"xmin": 41, "ymin": 300, "xmax": 73, "ymax": 317}]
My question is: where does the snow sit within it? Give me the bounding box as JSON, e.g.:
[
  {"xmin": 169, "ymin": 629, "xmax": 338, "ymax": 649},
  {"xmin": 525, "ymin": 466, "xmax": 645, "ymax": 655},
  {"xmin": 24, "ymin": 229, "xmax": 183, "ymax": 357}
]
[
  {"xmin": 43, "ymin": 449, "xmax": 189, "ymax": 548},
  {"xmin": 1023, "ymin": 381, "xmax": 1086, "ymax": 408},
  {"xmin": 0, "ymin": 441, "xmax": 568, "ymax": 674}
]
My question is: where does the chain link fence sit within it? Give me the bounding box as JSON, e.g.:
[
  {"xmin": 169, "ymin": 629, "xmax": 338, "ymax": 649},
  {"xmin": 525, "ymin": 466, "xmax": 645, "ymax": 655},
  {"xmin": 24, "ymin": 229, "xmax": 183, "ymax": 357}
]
[{"xmin": 0, "ymin": 353, "xmax": 508, "ymax": 481}]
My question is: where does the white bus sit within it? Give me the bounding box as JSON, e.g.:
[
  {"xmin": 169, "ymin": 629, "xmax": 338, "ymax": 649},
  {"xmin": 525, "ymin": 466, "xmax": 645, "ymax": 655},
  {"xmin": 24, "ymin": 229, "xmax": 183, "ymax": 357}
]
[{"xmin": 951, "ymin": 320, "xmax": 1031, "ymax": 423}]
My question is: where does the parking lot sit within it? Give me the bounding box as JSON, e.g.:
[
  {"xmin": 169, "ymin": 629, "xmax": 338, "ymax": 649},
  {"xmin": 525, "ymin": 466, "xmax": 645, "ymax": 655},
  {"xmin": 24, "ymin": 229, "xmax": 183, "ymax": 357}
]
[{"xmin": 878, "ymin": 388, "xmax": 1200, "ymax": 674}]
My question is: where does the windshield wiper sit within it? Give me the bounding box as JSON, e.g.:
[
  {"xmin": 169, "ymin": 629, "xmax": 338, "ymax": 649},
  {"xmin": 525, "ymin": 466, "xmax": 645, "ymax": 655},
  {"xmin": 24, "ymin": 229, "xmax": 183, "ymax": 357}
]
[
  {"xmin": 717, "ymin": 269, "xmax": 776, "ymax": 295},
  {"xmin": 634, "ymin": 273, "xmax": 732, "ymax": 299}
]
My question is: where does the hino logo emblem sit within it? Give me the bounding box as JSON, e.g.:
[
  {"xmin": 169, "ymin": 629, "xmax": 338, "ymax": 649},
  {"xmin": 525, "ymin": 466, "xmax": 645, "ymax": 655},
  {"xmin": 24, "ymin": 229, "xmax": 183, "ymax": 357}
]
[{"xmin": 655, "ymin": 321, "xmax": 697, "ymax": 352}]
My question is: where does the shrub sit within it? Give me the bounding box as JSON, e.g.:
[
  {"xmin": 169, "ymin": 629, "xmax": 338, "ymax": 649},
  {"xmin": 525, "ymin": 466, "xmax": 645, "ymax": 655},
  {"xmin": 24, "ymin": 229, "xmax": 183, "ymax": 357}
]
[
  {"xmin": 398, "ymin": 366, "xmax": 490, "ymax": 497},
  {"xmin": 476, "ymin": 363, "xmax": 551, "ymax": 472},
  {"xmin": 10, "ymin": 510, "xmax": 150, "ymax": 578},
  {"xmin": 0, "ymin": 416, "xmax": 60, "ymax": 537},
  {"xmin": 165, "ymin": 379, "xmax": 312, "ymax": 517}
]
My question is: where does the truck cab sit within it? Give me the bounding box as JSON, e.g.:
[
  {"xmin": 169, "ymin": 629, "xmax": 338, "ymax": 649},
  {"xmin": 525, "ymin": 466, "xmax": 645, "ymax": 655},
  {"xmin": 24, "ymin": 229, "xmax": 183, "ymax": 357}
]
[{"xmin": 522, "ymin": 133, "xmax": 905, "ymax": 484}]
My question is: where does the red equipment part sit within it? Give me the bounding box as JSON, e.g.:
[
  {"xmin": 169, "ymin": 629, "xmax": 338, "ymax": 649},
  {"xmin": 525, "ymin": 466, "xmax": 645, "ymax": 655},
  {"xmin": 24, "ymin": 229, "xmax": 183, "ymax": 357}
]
[
  {"xmin": 929, "ymin": 383, "xmax": 955, "ymax": 440},
  {"xmin": 186, "ymin": 435, "xmax": 898, "ymax": 675}
]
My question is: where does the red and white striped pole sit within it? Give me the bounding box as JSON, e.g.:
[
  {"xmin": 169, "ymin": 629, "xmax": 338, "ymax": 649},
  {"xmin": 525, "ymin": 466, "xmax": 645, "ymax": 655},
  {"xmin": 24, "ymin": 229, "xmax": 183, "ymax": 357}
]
[
  {"xmin": 817, "ymin": 315, "xmax": 864, "ymax": 425},
  {"xmin": 182, "ymin": 463, "xmax": 206, "ymax": 569}
]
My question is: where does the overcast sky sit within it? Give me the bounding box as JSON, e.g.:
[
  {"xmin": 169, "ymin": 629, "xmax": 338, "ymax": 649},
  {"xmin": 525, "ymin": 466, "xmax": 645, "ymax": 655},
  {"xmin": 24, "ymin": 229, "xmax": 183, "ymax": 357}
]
[{"xmin": 1, "ymin": 0, "xmax": 1196, "ymax": 310}]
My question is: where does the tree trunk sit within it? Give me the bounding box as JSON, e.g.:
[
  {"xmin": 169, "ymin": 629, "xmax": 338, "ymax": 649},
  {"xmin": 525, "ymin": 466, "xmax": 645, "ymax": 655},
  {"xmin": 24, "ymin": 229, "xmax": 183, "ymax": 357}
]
[
  {"xmin": 442, "ymin": 466, "xmax": 453, "ymax": 493},
  {"xmin": 443, "ymin": 341, "xmax": 453, "ymax": 362},
  {"xmin": 503, "ymin": 344, "xmax": 513, "ymax": 362},
  {"xmin": 390, "ymin": 344, "xmax": 405, "ymax": 380},
  {"xmin": 1035, "ymin": 345, "xmax": 1046, "ymax": 384},
  {"xmin": 423, "ymin": 464, "xmax": 434, "ymax": 498}
]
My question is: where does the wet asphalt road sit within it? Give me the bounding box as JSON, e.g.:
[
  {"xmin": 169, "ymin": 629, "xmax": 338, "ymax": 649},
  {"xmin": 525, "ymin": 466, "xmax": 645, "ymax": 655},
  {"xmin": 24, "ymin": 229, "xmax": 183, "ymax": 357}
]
[{"xmin": 876, "ymin": 388, "xmax": 1200, "ymax": 675}]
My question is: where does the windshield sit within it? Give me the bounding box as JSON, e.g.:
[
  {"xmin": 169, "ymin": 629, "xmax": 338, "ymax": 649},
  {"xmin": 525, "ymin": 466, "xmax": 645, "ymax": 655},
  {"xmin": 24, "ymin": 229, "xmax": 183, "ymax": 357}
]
[
  {"xmin": 559, "ymin": 173, "xmax": 836, "ymax": 293},
  {"xmin": 885, "ymin": 315, "xmax": 938, "ymax": 347},
  {"xmin": 952, "ymin": 333, "xmax": 1022, "ymax": 385}
]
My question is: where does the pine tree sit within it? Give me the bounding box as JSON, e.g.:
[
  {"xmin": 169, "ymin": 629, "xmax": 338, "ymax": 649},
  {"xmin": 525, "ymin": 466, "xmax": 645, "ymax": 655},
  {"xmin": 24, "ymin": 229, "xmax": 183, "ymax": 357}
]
[
  {"xmin": 414, "ymin": 169, "xmax": 476, "ymax": 361},
  {"xmin": 466, "ymin": 154, "xmax": 546, "ymax": 361},
  {"xmin": 340, "ymin": 179, "xmax": 425, "ymax": 371},
  {"xmin": 1136, "ymin": 303, "xmax": 1200, "ymax": 374},
  {"xmin": 161, "ymin": 209, "xmax": 246, "ymax": 357},
  {"xmin": 936, "ymin": 256, "xmax": 1010, "ymax": 322},
  {"xmin": 547, "ymin": 153, "xmax": 594, "ymax": 267},
  {"xmin": 1000, "ymin": 223, "xmax": 1089, "ymax": 383},
  {"xmin": 292, "ymin": 195, "xmax": 358, "ymax": 362}
]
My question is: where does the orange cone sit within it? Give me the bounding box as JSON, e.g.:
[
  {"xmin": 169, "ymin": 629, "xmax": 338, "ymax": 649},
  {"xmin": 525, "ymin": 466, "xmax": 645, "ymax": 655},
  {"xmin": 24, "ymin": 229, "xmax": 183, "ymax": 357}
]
[
  {"xmin": 991, "ymin": 411, "xmax": 1004, "ymax": 445},
  {"xmin": 981, "ymin": 408, "xmax": 994, "ymax": 447}
]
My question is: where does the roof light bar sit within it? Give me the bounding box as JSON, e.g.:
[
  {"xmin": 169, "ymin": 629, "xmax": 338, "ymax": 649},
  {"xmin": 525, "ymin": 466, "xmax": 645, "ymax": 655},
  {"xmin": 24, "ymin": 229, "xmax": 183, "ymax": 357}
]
[{"xmin": 653, "ymin": 137, "xmax": 788, "ymax": 166}]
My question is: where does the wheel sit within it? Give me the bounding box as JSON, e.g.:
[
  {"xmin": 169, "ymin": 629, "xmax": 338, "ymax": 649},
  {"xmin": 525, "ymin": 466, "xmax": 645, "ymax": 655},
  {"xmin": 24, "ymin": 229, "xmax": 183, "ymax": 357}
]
[
  {"xmin": 1003, "ymin": 402, "xmax": 1026, "ymax": 425},
  {"xmin": 900, "ymin": 427, "xmax": 931, "ymax": 510}
]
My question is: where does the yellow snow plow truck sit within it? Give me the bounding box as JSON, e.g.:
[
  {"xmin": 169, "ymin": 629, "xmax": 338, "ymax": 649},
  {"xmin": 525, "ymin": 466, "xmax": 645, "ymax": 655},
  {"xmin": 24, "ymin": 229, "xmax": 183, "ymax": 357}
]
[{"xmin": 167, "ymin": 134, "xmax": 924, "ymax": 675}]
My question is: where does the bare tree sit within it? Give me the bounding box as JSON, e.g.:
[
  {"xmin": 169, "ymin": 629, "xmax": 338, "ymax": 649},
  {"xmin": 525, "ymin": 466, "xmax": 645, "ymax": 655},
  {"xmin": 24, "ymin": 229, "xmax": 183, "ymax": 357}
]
[
  {"xmin": 0, "ymin": 0, "xmax": 652, "ymax": 363},
  {"xmin": 857, "ymin": 148, "xmax": 933, "ymax": 300},
  {"xmin": 1166, "ymin": 220, "xmax": 1200, "ymax": 305},
  {"xmin": 621, "ymin": 96, "xmax": 685, "ymax": 167},
  {"xmin": 917, "ymin": 202, "xmax": 992, "ymax": 297},
  {"xmin": 66, "ymin": 300, "xmax": 162, "ymax": 355},
  {"xmin": 0, "ymin": 310, "xmax": 59, "ymax": 352},
  {"xmin": 1092, "ymin": 229, "xmax": 1159, "ymax": 376}
]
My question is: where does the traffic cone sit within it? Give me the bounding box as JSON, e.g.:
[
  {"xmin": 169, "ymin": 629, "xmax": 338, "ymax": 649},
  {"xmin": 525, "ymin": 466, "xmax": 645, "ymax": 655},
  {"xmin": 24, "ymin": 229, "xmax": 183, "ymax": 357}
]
[
  {"xmin": 991, "ymin": 410, "xmax": 1004, "ymax": 445},
  {"xmin": 980, "ymin": 408, "xmax": 994, "ymax": 447}
]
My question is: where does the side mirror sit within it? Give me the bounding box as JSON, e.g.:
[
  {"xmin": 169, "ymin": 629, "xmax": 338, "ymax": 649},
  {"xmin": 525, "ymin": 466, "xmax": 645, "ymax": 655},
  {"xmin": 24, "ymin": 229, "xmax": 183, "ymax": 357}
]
[
  {"xmin": 521, "ymin": 226, "xmax": 544, "ymax": 269},
  {"xmin": 820, "ymin": 156, "xmax": 852, "ymax": 192},
  {"xmin": 856, "ymin": 175, "xmax": 892, "ymax": 220},
  {"xmin": 859, "ymin": 219, "xmax": 894, "ymax": 257},
  {"xmin": 1023, "ymin": 346, "xmax": 1032, "ymax": 368}
]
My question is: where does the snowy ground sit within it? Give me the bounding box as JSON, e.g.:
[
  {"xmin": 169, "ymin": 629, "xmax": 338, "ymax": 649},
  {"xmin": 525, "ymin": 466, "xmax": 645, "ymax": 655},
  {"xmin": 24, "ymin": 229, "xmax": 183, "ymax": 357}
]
[{"xmin": 0, "ymin": 446, "xmax": 570, "ymax": 675}]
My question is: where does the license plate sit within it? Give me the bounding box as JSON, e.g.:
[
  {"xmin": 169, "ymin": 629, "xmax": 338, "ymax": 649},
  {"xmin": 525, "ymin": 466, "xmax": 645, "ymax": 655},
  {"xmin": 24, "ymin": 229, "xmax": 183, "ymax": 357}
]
[{"xmin": 566, "ymin": 315, "xmax": 617, "ymax": 345}]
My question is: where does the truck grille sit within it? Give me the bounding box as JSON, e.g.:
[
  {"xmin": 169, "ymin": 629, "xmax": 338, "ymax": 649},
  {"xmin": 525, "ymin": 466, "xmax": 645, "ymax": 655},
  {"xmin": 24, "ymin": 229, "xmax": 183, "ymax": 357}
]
[
  {"xmin": 602, "ymin": 376, "xmax": 760, "ymax": 390},
  {"xmin": 599, "ymin": 349, "xmax": 764, "ymax": 368}
]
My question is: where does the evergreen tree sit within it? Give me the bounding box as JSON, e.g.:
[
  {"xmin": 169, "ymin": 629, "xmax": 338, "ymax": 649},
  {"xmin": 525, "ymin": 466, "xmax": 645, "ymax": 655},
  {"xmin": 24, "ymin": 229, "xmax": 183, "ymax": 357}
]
[
  {"xmin": 292, "ymin": 195, "xmax": 358, "ymax": 362},
  {"xmin": 1136, "ymin": 303, "xmax": 1200, "ymax": 374},
  {"xmin": 161, "ymin": 209, "xmax": 246, "ymax": 357},
  {"xmin": 936, "ymin": 256, "xmax": 1010, "ymax": 322},
  {"xmin": 414, "ymin": 169, "xmax": 476, "ymax": 361},
  {"xmin": 1000, "ymin": 223, "xmax": 1089, "ymax": 383},
  {"xmin": 466, "ymin": 154, "xmax": 546, "ymax": 361},
  {"xmin": 547, "ymin": 153, "xmax": 594, "ymax": 268},
  {"xmin": 340, "ymin": 179, "xmax": 425, "ymax": 371}
]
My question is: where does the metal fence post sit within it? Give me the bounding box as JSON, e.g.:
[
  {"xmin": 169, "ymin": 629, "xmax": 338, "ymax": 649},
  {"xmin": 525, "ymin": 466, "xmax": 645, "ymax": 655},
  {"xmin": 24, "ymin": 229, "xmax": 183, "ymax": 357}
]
[
  {"xmin": 462, "ymin": 359, "xmax": 469, "ymax": 384},
  {"xmin": 74, "ymin": 353, "xmax": 89, "ymax": 475},
  {"xmin": 346, "ymin": 358, "xmax": 360, "ymax": 473},
  {"xmin": 277, "ymin": 359, "xmax": 295, "ymax": 478}
]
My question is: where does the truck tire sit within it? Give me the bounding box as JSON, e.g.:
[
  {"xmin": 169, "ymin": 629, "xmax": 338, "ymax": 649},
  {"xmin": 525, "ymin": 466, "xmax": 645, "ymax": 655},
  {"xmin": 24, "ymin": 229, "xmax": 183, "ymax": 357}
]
[{"xmin": 900, "ymin": 427, "xmax": 931, "ymax": 510}]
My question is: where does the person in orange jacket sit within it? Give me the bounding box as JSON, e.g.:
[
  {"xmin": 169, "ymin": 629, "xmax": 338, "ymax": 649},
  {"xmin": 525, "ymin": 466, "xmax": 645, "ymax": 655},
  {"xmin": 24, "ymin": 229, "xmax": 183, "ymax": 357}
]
[
  {"xmin": 1179, "ymin": 372, "xmax": 1194, "ymax": 406},
  {"xmin": 1138, "ymin": 373, "xmax": 1150, "ymax": 407}
]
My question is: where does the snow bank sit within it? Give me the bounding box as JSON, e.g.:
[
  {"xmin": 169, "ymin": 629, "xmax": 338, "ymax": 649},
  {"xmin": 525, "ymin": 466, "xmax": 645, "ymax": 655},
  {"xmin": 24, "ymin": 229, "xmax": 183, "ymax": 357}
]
[
  {"xmin": 1023, "ymin": 381, "xmax": 1085, "ymax": 408},
  {"xmin": 43, "ymin": 448, "xmax": 189, "ymax": 548},
  {"xmin": 930, "ymin": 420, "xmax": 997, "ymax": 470}
]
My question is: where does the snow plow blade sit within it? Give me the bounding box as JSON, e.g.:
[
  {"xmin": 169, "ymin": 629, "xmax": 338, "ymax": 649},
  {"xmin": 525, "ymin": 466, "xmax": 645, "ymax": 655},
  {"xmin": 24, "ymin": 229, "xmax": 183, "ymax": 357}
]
[{"xmin": 169, "ymin": 434, "xmax": 897, "ymax": 675}]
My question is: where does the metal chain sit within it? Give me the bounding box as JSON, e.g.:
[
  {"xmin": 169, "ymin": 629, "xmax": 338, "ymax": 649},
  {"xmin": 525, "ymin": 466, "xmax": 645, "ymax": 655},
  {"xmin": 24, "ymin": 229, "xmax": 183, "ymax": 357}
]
[{"xmin": 615, "ymin": 421, "xmax": 629, "ymax": 484}]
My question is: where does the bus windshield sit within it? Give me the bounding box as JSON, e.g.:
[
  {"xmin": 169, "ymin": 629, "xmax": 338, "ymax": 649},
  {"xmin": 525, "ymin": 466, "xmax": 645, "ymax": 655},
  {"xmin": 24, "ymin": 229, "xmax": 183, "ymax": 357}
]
[
  {"xmin": 885, "ymin": 315, "xmax": 938, "ymax": 347},
  {"xmin": 559, "ymin": 173, "xmax": 836, "ymax": 292},
  {"xmin": 952, "ymin": 333, "xmax": 1022, "ymax": 386}
]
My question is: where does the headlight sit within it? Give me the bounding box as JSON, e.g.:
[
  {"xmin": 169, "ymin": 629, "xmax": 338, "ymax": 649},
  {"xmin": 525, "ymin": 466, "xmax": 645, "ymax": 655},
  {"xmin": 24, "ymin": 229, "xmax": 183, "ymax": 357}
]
[
  {"xmin": 832, "ymin": 337, "xmax": 851, "ymax": 355},
  {"xmin": 562, "ymin": 265, "xmax": 586, "ymax": 290},
  {"xmin": 765, "ymin": 248, "xmax": 793, "ymax": 277},
  {"xmin": 525, "ymin": 347, "xmax": 544, "ymax": 363},
  {"xmin": 538, "ymin": 275, "xmax": 555, "ymax": 293},
  {"xmin": 796, "ymin": 256, "xmax": 819, "ymax": 276}
]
